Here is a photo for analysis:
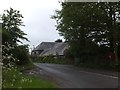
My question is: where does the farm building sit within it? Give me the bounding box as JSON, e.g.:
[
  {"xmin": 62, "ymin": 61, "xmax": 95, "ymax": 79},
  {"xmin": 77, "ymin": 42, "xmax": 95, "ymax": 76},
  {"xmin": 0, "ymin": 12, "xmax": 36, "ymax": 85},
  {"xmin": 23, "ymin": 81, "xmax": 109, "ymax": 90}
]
[{"xmin": 31, "ymin": 42, "xmax": 69, "ymax": 57}]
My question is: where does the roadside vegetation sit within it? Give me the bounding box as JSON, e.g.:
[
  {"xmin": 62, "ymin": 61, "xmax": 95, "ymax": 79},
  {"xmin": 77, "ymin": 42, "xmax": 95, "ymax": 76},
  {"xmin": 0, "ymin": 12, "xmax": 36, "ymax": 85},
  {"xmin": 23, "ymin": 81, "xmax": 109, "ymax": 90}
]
[
  {"xmin": 3, "ymin": 67, "xmax": 56, "ymax": 88},
  {"xmin": 1, "ymin": 8, "xmax": 56, "ymax": 89},
  {"xmin": 32, "ymin": 2, "xmax": 120, "ymax": 71},
  {"xmin": 32, "ymin": 56, "xmax": 72, "ymax": 65},
  {"xmin": 1, "ymin": 2, "xmax": 119, "ymax": 88},
  {"xmin": 32, "ymin": 55, "xmax": 118, "ymax": 71},
  {"xmin": 51, "ymin": 2, "xmax": 120, "ymax": 71}
]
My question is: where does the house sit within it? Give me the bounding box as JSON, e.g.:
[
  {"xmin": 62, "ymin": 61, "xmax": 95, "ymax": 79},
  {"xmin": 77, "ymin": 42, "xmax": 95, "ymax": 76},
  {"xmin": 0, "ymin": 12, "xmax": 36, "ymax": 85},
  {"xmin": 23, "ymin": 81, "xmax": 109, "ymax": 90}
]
[{"xmin": 31, "ymin": 42, "xmax": 69, "ymax": 57}]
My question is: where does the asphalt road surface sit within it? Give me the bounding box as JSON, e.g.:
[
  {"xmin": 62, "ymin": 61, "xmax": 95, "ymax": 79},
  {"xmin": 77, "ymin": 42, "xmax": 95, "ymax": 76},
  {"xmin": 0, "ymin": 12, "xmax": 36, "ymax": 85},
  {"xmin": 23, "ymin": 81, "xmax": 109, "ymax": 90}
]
[{"xmin": 34, "ymin": 63, "xmax": 118, "ymax": 88}]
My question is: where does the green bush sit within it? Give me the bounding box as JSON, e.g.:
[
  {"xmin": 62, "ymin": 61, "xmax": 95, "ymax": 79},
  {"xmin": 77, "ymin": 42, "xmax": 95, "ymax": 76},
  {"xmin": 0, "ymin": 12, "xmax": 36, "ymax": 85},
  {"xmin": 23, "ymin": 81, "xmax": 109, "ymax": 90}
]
[
  {"xmin": 11, "ymin": 45, "xmax": 30, "ymax": 65},
  {"xmin": 32, "ymin": 55, "xmax": 71, "ymax": 65}
]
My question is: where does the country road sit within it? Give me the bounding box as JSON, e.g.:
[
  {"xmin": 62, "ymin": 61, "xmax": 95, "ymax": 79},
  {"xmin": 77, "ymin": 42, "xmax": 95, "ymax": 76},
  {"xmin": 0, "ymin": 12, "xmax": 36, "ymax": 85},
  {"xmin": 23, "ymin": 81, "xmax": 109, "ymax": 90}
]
[{"xmin": 34, "ymin": 63, "xmax": 118, "ymax": 88}]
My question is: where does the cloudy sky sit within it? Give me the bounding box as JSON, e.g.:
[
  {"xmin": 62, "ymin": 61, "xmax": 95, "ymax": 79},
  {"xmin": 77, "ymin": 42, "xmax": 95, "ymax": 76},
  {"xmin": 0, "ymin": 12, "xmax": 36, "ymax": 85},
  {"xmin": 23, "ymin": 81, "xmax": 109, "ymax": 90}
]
[{"xmin": 0, "ymin": 0, "xmax": 63, "ymax": 50}]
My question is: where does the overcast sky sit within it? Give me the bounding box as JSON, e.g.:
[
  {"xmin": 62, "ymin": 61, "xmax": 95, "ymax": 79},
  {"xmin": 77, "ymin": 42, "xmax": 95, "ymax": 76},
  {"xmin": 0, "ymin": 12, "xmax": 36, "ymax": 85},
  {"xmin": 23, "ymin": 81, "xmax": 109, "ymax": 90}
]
[{"xmin": 0, "ymin": 0, "xmax": 63, "ymax": 49}]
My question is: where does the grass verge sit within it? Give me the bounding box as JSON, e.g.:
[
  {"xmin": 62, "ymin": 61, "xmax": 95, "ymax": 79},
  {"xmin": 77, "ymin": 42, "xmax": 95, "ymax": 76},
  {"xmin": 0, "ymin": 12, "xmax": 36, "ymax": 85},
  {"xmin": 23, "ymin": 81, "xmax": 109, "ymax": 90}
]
[{"xmin": 2, "ymin": 64, "xmax": 57, "ymax": 89}]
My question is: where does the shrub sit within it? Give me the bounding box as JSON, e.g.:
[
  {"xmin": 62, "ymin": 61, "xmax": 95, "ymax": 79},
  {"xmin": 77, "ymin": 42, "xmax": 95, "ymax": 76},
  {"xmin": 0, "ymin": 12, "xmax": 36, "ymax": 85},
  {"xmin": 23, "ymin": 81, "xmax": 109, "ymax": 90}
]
[{"xmin": 11, "ymin": 45, "xmax": 30, "ymax": 65}]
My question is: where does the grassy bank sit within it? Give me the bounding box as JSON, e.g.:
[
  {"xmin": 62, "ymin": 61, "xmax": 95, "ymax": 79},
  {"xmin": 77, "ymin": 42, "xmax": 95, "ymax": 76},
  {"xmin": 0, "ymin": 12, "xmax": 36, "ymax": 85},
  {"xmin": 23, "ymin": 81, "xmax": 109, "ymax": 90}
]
[{"xmin": 2, "ymin": 62, "xmax": 57, "ymax": 89}]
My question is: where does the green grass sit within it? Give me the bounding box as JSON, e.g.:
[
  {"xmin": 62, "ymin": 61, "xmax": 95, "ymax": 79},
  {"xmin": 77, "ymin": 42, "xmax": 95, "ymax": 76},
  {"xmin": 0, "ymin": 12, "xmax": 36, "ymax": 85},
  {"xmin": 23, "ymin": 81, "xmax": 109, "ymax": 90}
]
[
  {"xmin": 17, "ymin": 60, "xmax": 36, "ymax": 71},
  {"xmin": 3, "ymin": 66, "xmax": 57, "ymax": 88}
]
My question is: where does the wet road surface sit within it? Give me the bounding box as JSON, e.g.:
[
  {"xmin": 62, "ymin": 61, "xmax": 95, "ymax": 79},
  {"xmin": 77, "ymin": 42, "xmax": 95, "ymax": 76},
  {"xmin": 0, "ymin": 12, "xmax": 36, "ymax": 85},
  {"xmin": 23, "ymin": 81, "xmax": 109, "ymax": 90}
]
[{"xmin": 34, "ymin": 63, "xmax": 118, "ymax": 88}]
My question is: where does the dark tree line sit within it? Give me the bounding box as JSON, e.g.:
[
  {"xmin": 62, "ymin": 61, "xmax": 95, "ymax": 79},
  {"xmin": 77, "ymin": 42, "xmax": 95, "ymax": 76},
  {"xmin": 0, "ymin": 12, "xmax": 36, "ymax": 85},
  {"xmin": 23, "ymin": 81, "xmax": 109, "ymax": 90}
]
[{"xmin": 52, "ymin": 2, "xmax": 120, "ymax": 65}]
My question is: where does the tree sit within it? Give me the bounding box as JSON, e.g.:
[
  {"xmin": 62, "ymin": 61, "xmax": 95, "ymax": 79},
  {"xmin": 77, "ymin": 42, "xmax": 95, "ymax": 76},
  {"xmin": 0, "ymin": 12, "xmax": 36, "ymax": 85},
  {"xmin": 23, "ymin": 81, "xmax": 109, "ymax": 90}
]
[
  {"xmin": 2, "ymin": 8, "xmax": 28, "ymax": 46},
  {"xmin": 1, "ymin": 8, "xmax": 29, "ymax": 65},
  {"xmin": 52, "ymin": 2, "xmax": 120, "ymax": 64}
]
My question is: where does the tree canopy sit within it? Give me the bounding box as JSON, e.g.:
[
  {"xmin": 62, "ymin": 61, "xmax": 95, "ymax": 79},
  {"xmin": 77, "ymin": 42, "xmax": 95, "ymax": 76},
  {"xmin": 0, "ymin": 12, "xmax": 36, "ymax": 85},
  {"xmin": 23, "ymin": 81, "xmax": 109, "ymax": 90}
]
[
  {"xmin": 1, "ymin": 8, "xmax": 30, "ymax": 65},
  {"xmin": 52, "ymin": 2, "xmax": 120, "ymax": 64},
  {"xmin": 2, "ymin": 8, "xmax": 28, "ymax": 46}
]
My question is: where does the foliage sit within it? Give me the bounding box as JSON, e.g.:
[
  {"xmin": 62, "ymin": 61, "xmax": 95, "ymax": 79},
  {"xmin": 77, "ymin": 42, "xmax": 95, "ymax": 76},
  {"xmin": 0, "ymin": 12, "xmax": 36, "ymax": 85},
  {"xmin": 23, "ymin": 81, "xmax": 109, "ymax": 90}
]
[
  {"xmin": 1, "ymin": 8, "xmax": 30, "ymax": 65},
  {"xmin": 1, "ymin": 8, "xmax": 57, "ymax": 89},
  {"xmin": 2, "ymin": 44, "xmax": 56, "ymax": 89},
  {"xmin": 11, "ymin": 45, "xmax": 30, "ymax": 65},
  {"xmin": 52, "ymin": 2, "xmax": 120, "ymax": 64},
  {"xmin": 32, "ymin": 56, "xmax": 71, "ymax": 64},
  {"xmin": 64, "ymin": 48, "xmax": 74, "ymax": 59},
  {"xmin": 2, "ymin": 8, "xmax": 28, "ymax": 46},
  {"xmin": 3, "ymin": 66, "xmax": 56, "ymax": 88}
]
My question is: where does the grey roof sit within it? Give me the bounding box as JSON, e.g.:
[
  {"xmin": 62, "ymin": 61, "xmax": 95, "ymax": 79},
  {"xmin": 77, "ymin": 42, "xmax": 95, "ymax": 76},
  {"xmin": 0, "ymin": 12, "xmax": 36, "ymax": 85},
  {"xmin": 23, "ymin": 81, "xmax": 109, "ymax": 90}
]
[
  {"xmin": 34, "ymin": 42, "xmax": 55, "ymax": 50},
  {"xmin": 33, "ymin": 42, "xmax": 69, "ymax": 56}
]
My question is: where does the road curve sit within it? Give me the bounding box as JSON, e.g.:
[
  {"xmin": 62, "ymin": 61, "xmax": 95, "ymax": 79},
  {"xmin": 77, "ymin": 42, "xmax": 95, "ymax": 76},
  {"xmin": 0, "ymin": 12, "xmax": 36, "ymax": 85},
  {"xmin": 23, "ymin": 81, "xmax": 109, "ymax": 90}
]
[{"xmin": 34, "ymin": 63, "xmax": 118, "ymax": 88}]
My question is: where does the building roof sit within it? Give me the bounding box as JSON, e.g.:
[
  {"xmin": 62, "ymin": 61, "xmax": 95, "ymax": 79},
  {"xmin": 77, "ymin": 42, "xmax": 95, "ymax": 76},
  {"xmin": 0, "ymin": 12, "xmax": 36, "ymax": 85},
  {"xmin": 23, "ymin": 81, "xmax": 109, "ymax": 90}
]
[
  {"xmin": 33, "ymin": 42, "xmax": 69, "ymax": 56},
  {"xmin": 34, "ymin": 42, "xmax": 55, "ymax": 50}
]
